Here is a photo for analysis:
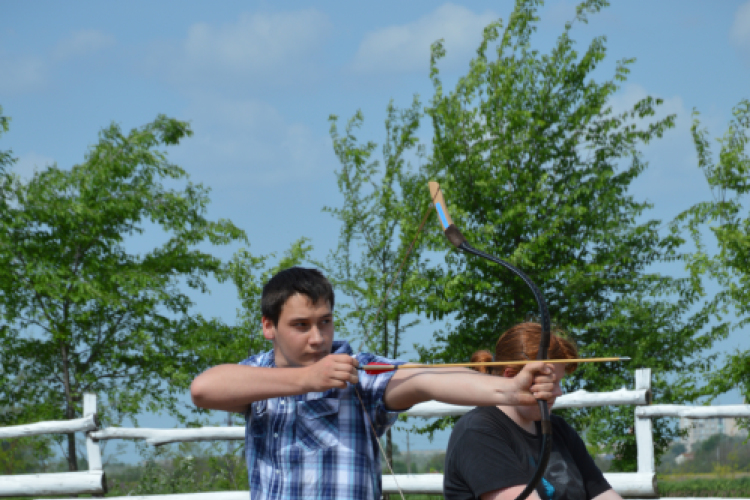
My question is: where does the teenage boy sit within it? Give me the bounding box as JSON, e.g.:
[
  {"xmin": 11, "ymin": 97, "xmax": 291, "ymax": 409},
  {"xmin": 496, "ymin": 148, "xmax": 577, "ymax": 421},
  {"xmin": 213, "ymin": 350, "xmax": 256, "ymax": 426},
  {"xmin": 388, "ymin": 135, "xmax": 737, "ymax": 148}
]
[{"xmin": 191, "ymin": 267, "xmax": 555, "ymax": 500}]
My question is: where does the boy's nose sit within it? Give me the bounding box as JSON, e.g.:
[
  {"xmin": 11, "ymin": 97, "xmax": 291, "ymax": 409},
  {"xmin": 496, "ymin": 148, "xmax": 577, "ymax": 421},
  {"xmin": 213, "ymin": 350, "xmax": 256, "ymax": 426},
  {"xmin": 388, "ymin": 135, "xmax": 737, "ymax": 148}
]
[{"xmin": 309, "ymin": 326, "xmax": 324, "ymax": 344}]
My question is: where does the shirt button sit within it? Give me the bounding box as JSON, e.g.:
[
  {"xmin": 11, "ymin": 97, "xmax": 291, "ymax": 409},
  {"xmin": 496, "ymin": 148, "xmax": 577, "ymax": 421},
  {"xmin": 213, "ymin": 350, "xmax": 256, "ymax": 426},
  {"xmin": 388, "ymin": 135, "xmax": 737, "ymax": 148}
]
[
  {"xmin": 274, "ymin": 433, "xmax": 278, "ymax": 438},
  {"xmin": 280, "ymin": 400, "xmax": 284, "ymax": 405}
]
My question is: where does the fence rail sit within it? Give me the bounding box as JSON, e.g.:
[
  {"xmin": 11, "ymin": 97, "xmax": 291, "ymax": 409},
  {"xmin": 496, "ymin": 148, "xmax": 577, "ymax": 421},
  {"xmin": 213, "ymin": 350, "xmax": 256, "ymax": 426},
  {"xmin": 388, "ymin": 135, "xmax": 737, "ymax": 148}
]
[
  {"xmin": 2, "ymin": 368, "xmax": 749, "ymax": 499},
  {"xmin": 86, "ymin": 387, "xmax": 652, "ymax": 447},
  {"xmin": 636, "ymin": 405, "xmax": 750, "ymax": 418},
  {"xmin": 0, "ymin": 415, "xmax": 97, "ymax": 439}
]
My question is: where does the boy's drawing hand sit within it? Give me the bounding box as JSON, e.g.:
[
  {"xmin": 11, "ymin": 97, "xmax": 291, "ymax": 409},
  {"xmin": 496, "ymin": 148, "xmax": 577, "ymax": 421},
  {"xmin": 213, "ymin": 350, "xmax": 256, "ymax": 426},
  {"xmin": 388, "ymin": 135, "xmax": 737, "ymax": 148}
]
[{"xmin": 303, "ymin": 354, "xmax": 359, "ymax": 392}]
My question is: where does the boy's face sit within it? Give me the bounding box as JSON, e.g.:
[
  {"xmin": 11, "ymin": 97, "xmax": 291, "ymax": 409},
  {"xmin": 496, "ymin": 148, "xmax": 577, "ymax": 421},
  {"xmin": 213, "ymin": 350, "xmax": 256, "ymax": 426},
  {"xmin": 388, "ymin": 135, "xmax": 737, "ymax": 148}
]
[{"xmin": 262, "ymin": 293, "xmax": 334, "ymax": 368}]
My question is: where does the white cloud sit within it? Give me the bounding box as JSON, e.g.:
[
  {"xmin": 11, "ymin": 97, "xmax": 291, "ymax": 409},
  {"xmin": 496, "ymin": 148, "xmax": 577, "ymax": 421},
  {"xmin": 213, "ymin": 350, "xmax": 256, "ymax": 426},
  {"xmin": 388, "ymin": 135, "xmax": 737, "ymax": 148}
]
[
  {"xmin": 730, "ymin": 1, "xmax": 750, "ymax": 59},
  {"xmin": 13, "ymin": 151, "xmax": 55, "ymax": 180},
  {"xmin": 0, "ymin": 29, "xmax": 115, "ymax": 96},
  {"xmin": 351, "ymin": 3, "xmax": 497, "ymax": 75},
  {"xmin": 53, "ymin": 30, "xmax": 116, "ymax": 60},
  {"xmin": 173, "ymin": 94, "xmax": 333, "ymax": 190},
  {"xmin": 0, "ymin": 51, "xmax": 46, "ymax": 95},
  {"xmin": 150, "ymin": 9, "xmax": 331, "ymax": 89}
]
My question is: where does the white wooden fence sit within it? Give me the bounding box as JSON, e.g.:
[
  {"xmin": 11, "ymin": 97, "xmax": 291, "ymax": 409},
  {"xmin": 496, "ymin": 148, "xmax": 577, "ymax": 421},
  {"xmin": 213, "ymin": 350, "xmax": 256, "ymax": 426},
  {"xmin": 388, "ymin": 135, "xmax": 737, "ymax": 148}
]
[
  {"xmin": 0, "ymin": 394, "xmax": 104, "ymax": 497},
  {"xmin": 1, "ymin": 368, "xmax": 749, "ymax": 499}
]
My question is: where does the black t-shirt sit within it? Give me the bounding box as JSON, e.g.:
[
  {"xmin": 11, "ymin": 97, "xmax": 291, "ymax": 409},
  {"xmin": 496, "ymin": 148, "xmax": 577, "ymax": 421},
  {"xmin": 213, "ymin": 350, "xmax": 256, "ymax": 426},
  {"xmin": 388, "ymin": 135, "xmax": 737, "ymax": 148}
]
[{"xmin": 444, "ymin": 407, "xmax": 611, "ymax": 500}]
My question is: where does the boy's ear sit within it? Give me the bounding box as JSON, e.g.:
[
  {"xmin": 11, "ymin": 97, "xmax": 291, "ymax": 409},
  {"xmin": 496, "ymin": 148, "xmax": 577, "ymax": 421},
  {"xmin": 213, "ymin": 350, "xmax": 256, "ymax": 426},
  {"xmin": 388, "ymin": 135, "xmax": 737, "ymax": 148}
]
[{"xmin": 261, "ymin": 317, "xmax": 276, "ymax": 341}]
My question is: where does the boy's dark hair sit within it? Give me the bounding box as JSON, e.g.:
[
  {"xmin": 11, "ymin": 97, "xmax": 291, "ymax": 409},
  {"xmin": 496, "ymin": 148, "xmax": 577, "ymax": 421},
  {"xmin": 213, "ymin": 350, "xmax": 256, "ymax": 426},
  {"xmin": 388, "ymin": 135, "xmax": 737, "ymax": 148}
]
[{"xmin": 261, "ymin": 267, "xmax": 335, "ymax": 325}]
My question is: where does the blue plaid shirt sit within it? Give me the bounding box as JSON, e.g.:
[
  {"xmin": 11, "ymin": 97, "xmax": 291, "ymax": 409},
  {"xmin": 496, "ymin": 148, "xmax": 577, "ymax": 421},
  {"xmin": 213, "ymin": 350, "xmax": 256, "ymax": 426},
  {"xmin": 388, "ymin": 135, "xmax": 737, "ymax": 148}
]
[{"xmin": 240, "ymin": 340, "xmax": 405, "ymax": 500}]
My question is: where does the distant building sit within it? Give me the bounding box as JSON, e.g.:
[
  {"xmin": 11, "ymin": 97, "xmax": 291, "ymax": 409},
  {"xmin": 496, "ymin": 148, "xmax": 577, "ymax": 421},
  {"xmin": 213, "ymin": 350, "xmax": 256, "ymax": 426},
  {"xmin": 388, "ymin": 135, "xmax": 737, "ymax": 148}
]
[{"xmin": 679, "ymin": 417, "xmax": 748, "ymax": 452}]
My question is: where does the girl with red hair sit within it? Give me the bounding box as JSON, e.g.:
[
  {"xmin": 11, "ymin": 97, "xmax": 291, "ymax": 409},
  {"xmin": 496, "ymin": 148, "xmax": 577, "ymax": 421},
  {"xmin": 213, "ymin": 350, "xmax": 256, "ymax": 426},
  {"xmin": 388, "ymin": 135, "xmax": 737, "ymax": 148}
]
[{"xmin": 443, "ymin": 323, "xmax": 622, "ymax": 500}]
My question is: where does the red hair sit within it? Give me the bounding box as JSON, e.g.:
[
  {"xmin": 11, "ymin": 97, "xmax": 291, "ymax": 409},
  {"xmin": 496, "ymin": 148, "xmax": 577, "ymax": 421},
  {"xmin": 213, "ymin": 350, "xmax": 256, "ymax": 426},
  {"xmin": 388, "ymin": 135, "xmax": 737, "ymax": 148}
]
[{"xmin": 471, "ymin": 323, "xmax": 578, "ymax": 376}]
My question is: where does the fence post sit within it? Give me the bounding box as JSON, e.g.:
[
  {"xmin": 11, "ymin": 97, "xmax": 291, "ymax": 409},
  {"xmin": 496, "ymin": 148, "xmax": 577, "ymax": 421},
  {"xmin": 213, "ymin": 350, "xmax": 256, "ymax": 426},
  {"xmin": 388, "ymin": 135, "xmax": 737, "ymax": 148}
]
[
  {"xmin": 634, "ymin": 368, "xmax": 654, "ymax": 475},
  {"xmin": 83, "ymin": 393, "xmax": 102, "ymax": 471}
]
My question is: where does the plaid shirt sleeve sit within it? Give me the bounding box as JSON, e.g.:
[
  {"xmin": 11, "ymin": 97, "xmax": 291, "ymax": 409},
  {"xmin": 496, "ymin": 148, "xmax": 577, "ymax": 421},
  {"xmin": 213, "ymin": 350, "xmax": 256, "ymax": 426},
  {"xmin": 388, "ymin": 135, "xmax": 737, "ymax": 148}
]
[{"xmin": 353, "ymin": 351, "xmax": 406, "ymax": 436}]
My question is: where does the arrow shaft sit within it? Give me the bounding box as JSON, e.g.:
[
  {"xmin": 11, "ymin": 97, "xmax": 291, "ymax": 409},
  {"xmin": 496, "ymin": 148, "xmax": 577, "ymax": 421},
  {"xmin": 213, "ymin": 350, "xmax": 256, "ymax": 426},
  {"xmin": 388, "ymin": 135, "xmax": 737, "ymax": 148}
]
[{"xmin": 361, "ymin": 357, "xmax": 630, "ymax": 372}]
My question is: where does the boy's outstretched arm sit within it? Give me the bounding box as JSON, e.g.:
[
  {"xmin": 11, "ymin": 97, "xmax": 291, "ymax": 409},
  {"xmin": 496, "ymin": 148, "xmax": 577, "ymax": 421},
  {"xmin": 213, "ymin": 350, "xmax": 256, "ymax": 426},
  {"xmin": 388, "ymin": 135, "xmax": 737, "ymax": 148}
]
[
  {"xmin": 382, "ymin": 362, "xmax": 555, "ymax": 411},
  {"xmin": 190, "ymin": 354, "xmax": 360, "ymax": 413}
]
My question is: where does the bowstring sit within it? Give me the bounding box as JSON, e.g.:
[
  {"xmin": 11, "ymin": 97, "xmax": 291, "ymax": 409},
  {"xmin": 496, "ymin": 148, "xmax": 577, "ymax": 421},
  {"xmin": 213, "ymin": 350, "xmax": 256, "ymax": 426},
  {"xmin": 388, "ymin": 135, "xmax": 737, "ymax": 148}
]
[{"xmin": 355, "ymin": 386, "xmax": 405, "ymax": 500}]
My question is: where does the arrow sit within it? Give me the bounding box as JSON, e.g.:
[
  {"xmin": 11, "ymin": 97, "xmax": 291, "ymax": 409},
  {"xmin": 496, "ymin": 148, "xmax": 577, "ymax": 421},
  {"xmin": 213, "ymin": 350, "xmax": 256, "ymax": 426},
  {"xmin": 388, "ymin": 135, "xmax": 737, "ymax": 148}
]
[{"xmin": 361, "ymin": 356, "xmax": 630, "ymax": 374}]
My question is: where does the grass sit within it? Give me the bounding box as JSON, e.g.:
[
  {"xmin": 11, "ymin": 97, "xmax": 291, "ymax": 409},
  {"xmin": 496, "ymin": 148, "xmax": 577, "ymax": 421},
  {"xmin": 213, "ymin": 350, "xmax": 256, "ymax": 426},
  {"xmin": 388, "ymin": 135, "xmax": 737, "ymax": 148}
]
[{"xmin": 658, "ymin": 474, "xmax": 750, "ymax": 497}]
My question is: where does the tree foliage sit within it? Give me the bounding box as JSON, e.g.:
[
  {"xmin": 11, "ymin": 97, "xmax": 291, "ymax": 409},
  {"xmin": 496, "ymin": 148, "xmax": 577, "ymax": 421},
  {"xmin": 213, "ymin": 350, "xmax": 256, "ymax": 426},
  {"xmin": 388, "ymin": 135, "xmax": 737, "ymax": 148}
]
[
  {"xmin": 410, "ymin": 0, "xmax": 721, "ymax": 470},
  {"xmin": 0, "ymin": 115, "xmax": 246, "ymax": 470},
  {"xmin": 324, "ymin": 98, "xmax": 430, "ymax": 465},
  {"xmin": 0, "ymin": 436, "xmax": 55, "ymax": 474},
  {"xmin": 325, "ymin": 99, "xmax": 427, "ymax": 357},
  {"xmin": 0, "ymin": 105, "xmax": 12, "ymax": 175},
  {"xmin": 675, "ymin": 99, "xmax": 750, "ymax": 406}
]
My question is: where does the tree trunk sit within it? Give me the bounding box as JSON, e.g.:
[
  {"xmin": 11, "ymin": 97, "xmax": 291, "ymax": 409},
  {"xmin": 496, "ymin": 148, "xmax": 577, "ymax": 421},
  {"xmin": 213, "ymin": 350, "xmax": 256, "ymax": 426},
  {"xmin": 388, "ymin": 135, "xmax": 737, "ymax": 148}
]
[
  {"xmin": 60, "ymin": 341, "xmax": 78, "ymax": 471},
  {"xmin": 66, "ymin": 433, "xmax": 78, "ymax": 471}
]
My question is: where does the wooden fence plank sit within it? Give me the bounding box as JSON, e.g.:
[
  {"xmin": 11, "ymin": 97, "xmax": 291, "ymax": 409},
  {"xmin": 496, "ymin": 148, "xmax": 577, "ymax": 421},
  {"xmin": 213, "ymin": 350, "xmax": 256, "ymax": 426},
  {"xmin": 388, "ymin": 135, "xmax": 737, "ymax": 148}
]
[{"xmin": 0, "ymin": 471, "xmax": 105, "ymax": 497}]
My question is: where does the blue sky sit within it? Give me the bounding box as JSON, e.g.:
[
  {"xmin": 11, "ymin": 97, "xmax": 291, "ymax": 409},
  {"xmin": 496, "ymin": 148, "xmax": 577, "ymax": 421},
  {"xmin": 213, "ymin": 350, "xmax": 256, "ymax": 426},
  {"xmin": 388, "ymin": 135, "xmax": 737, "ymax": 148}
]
[{"xmin": 3, "ymin": 0, "xmax": 750, "ymax": 461}]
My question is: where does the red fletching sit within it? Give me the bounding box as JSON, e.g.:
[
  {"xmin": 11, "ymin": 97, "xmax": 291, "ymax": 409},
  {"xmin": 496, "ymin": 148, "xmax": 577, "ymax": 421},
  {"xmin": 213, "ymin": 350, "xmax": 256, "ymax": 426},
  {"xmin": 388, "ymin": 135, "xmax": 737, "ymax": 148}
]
[{"xmin": 363, "ymin": 362, "xmax": 394, "ymax": 375}]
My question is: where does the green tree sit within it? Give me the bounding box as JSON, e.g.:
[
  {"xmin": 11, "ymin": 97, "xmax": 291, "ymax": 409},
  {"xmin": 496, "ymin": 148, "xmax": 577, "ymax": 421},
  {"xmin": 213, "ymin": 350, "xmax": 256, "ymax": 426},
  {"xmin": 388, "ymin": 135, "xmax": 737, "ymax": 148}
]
[
  {"xmin": 325, "ymin": 98, "xmax": 429, "ymax": 471},
  {"xmin": 0, "ymin": 115, "xmax": 246, "ymax": 471},
  {"xmin": 0, "ymin": 107, "xmax": 57, "ymax": 470},
  {"xmin": 675, "ymin": 99, "xmax": 750, "ymax": 407},
  {"xmin": 0, "ymin": 106, "xmax": 17, "ymax": 425},
  {"xmin": 0, "ymin": 105, "xmax": 11, "ymax": 175},
  {"xmin": 415, "ymin": 0, "xmax": 721, "ymax": 470},
  {"xmin": 0, "ymin": 436, "xmax": 55, "ymax": 474}
]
